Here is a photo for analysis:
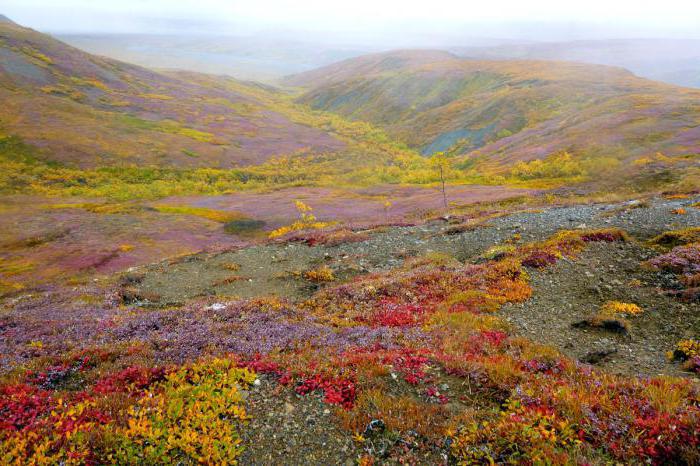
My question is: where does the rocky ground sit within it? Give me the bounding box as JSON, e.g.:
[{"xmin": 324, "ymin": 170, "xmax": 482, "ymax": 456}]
[
  {"xmin": 502, "ymin": 240, "xmax": 698, "ymax": 377},
  {"xmin": 132, "ymin": 197, "xmax": 698, "ymax": 309},
  {"xmin": 240, "ymin": 375, "xmax": 360, "ymax": 465}
]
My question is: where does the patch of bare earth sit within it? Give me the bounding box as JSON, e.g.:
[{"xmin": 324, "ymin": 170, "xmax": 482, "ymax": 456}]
[
  {"xmin": 241, "ymin": 376, "xmax": 360, "ymax": 465},
  {"xmin": 501, "ymin": 240, "xmax": 699, "ymax": 377}
]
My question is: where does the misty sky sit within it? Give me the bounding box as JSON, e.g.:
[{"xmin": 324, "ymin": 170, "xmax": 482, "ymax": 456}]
[{"xmin": 3, "ymin": 0, "xmax": 700, "ymax": 41}]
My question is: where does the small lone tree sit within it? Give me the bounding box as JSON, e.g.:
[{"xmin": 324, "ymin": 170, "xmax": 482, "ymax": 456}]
[
  {"xmin": 268, "ymin": 200, "xmax": 333, "ymax": 238},
  {"xmin": 430, "ymin": 151, "xmax": 451, "ymax": 210},
  {"xmin": 383, "ymin": 199, "xmax": 392, "ymax": 223}
]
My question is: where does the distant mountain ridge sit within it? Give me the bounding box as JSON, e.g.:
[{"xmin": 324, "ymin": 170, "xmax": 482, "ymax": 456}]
[
  {"xmin": 286, "ymin": 50, "xmax": 700, "ymax": 168},
  {"xmin": 451, "ymin": 38, "xmax": 700, "ymax": 89},
  {"xmin": 283, "ymin": 49, "xmax": 457, "ymax": 88}
]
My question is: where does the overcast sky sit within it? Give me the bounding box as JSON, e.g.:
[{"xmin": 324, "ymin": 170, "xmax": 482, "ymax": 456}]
[{"xmin": 3, "ymin": 0, "xmax": 700, "ymax": 41}]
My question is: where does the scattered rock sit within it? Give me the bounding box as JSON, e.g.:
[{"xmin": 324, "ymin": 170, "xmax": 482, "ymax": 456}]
[{"xmin": 580, "ymin": 347, "xmax": 618, "ymax": 364}]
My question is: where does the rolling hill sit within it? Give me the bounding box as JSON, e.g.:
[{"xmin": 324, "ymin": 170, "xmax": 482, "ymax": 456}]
[
  {"xmin": 451, "ymin": 38, "xmax": 700, "ymax": 89},
  {"xmin": 0, "ymin": 17, "xmax": 345, "ymax": 168},
  {"xmin": 1, "ymin": 17, "xmax": 698, "ymax": 194},
  {"xmin": 285, "ymin": 50, "xmax": 700, "ymax": 170}
]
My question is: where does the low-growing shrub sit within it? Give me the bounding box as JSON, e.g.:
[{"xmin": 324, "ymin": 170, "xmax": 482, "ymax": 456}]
[
  {"xmin": 648, "ymin": 227, "xmax": 700, "ymax": 248},
  {"xmin": 600, "ymin": 301, "xmax": 643, "ymax": 316},
  {"xmin": 109, "ymin": 358, "xmax": 256, "ymax": 464},
  {"xmin": 671, "ymin": 339, "xmax": 700, "ymax": 361},
  {"xmin": 303, "ymin": 265, "xmax": 336, "ymax": 283},
  {"xmin": 522, "ymin": 251, "xmax": 559, "ymax": 268}
]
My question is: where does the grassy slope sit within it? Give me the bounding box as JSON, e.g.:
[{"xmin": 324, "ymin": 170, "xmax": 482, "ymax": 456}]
[
  {"xmin": 0, "ymin": 20, "xmax": 439, "ymax": 198},
  {"xmin": 286, "ymin": 50, "xmax": 700, "ymax": 170},
  {"xmin": 0, "ymin": 19, "xmax": 347, "ymax": 168}
]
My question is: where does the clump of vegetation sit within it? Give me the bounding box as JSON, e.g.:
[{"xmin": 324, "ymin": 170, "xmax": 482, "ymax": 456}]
[
  {"xmin": 573, "ymin": 301, "xmax": 642, "ymax": 334},
  {"xmin": 213, "ymin": 275, "xmax": 247, "ymax": 286},
  {"xmin": 600, "ymin": 301, "xmax": 644, "ymax": 316},
  {"xmin": 269, "ymin": 201, "xmax": 334, "ymax": 239},
  {"xmin": 109, "ymin": 358, "xmax": 255, "ymax": 464},
  {"xmin": 648, "ymin": 239, "xmax": 700, "ymax": 301},
  {"xmin": 648, "ymin": 227, "xmax": 700, "ymax": 249},
  {"xmin": 444, "ymin": 221, "xmax": 481, "ymax": 235},
  {"xmin": 480, "ymin": 244, "xmax": 516, "ymax": 261},
  {"xmin": 671, "ymin": 339, "xmax": 700, "ymax": 360},
  {"xmin": 575, "ymin": 314, "xmax": 629, "ymax": 333},
  {"xmin": 522, "ymin": 250, "xmax": 559, "ymax": 268},
  {"xmin": 303, "ymin": 265, "xmax": 336, "ymax": 283},
  {"xmin": 220, "ymin": 262, "xmax": 241, "ymax": 271},
  {"xmin": 289, "ymin": 228, "xmax": 369, "ymax": 247},
  {"xmin": 668, "ymin": 339, "xmax": 700, "ymax": 374}
]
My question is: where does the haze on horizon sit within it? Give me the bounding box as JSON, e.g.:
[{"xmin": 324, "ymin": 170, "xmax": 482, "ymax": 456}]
[
  {"xmin": 3, "ymin": 0, "xmax": 700, "ymax": 43},
  {"xmin": 3, "ymin": 1, "xmax": 700, "ymax": 87}
]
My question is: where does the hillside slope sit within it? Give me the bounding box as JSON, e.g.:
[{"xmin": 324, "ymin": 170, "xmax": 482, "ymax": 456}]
[
  {"xmin": 286, "ymin": 50, "xmax": 700, "ymax": 168},
  {"xmin": 0, "ymin": 18, "xmax": 344, "ymax": 168}
]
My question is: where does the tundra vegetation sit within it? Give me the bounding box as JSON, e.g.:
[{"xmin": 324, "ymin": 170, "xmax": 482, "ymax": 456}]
[{"xmin": 0, "ymin": 16, "xmax": 699, "ymax": 466}]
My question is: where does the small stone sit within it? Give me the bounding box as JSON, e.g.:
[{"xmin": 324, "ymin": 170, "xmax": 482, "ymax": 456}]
[{"xmin": 580, "ymin": 347, "xmax": 617, "ymax": 364}]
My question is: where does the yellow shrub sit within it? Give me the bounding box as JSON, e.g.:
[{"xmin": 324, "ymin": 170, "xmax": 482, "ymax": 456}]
[
  {"xmin": 111, "ymin": 358, "xmax": 256, "ymax": 464},
  {"xmin": 303, "ymin": 265, "xmax": 336, "ymax": 282},
  {"xmin": 600, "ymin": 301, "xmax": 643, "ymax": 317}
]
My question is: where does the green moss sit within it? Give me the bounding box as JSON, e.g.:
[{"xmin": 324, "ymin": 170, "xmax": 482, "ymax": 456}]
[
  {"xmin": 153, "ymin": 205, "xmax": 244, "ymax": 223},
  {"xmin": 223, "ymin": 218, "xmax": 266, "ymax": 235}
]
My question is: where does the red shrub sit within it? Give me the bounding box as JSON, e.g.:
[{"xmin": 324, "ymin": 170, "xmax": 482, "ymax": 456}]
[
  {"xmin": 522, "ymin": 251, "xmax": 558, "ymax": 268},
  {"xmin": 0, "ymin": 383, "xmax": 55, "ymax": 431},
  {"xmin": 93, "ymin": 366, "xmax": 169, "ymax": 394},
  {"xmin": 631, "ymin": 412, "xmax": 700, "ymax": 465},
  {"xmin": 370, "ymin": 299, "xmax": 426, "ymax": 327},
  {"xmin": 295, "ymin": 374, "xmax": 356, "ymax": 409},
  {"xmin": 580, "ymin": 231, "xmax": 625, "ymax": 242},
  {"xmin": 425, "ymin": 386, "xmax": 449, "ymax": 404},
  {"xmin": 237, "ymin": 355, "xmax": 285, "ymax": 377}
]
